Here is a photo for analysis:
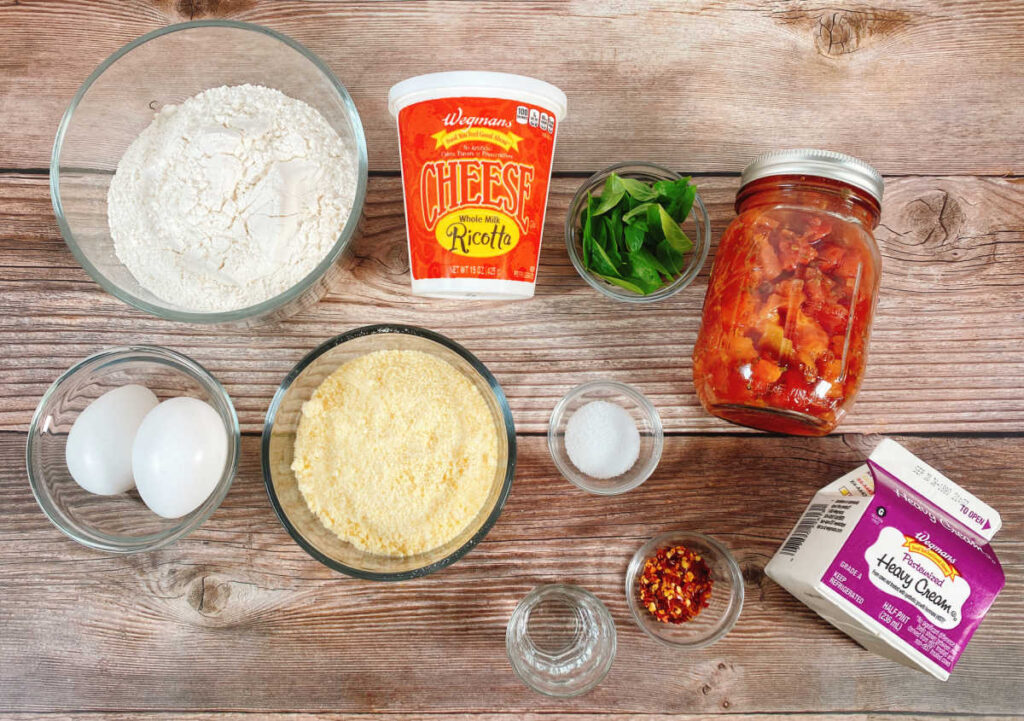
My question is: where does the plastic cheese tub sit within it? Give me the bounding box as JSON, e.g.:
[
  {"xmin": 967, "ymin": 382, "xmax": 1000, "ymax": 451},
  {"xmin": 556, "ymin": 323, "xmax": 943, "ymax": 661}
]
[{"xmin": 388, "ymin": 72, "xmax": 567, "ymax": 299}]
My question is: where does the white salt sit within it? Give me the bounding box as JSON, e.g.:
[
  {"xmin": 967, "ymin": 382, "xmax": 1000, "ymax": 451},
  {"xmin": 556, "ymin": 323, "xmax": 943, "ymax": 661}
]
[{"xmin": 564, "ymin": 400, "xmax": 641, "ymax": 479}]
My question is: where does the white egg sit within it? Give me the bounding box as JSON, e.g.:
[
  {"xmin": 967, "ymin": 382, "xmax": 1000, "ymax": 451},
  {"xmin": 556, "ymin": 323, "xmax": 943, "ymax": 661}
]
[
  {"xmin": 132, "ymin": 397, "xmax": 229, "ymax": 519},
  {"xmin": 65, "ymin": 384, "xmax": 159, "ymax": 495}
]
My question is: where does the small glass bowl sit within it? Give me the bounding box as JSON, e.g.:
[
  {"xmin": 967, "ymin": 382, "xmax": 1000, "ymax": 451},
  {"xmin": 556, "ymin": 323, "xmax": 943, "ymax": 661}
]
[
  {"xmin": 565, "ymin": 161, "xmax": 711, "ymax": 303},
  {"xmin": 548, "ymin": 380, "xmax": 663, "ymax": 495},
  {"xmin": 50, "ymin": 20, "xmax": 368, "ymax": 325},
  {"xmin": 262, "ymin": 324, "xmax": 517, "ymax": 581},
  {"xmin": 506, "ymin": 584, "xmax": 617, "ymax": 698},
  {"xmin": 625, "ymin": 531, "xmax": 744, "ymax": 649},
  {"xmin": 26, "ymin": 346, "xmax": 240, "ymax": 553}
]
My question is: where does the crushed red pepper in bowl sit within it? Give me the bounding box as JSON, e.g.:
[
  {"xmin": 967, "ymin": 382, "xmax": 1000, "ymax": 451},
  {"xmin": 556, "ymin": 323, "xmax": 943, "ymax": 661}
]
[
  {"xmin": 625, "ymin": 531, "xmax": 744, "ymax": 649},
  {"xmin": 638, "ymin": 544, "xmax": 713, "ymax": 624}
]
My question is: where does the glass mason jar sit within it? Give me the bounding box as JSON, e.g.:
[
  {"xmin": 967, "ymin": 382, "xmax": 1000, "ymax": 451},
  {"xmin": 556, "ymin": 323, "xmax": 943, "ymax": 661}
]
[{"xmin": 693, "ymin": 150, "xmax": 883, "ymax": 436}]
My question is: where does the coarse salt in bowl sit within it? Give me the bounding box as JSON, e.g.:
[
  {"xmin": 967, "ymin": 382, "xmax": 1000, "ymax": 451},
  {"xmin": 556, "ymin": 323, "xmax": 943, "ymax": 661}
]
[
  {"xmin": 548, "ymin": 380, "xmax": 663, "ymax": 495},
  {"xmin": 388, "ymin": 71, "xmax": 566, "ymax": 300}
]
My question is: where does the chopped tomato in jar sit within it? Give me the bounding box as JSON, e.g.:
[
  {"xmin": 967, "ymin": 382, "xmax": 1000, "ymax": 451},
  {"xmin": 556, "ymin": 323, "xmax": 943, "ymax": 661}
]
[{"xmin": 693, "ymin": 167, "xmax": 882, "ymax": 436}]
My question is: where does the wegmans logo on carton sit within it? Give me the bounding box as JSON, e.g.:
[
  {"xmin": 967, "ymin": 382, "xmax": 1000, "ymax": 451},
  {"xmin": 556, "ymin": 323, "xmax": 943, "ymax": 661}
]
[{"xmin": 865, "ymin": 526, "xmax": 970, "ymax": 629}]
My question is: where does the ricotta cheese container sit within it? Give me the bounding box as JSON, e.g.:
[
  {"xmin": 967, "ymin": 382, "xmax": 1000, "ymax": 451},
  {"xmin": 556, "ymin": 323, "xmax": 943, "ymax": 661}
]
[
  {"xmin": 388, "ymin": 72, "xmax": 567, "ymax": 299},
  {"xmin": 766, "ymin": 438, "xmax": 1004, "ymax": 680}
]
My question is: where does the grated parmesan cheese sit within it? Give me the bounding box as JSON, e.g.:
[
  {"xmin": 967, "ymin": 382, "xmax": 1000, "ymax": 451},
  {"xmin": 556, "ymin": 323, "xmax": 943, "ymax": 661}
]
[{"xmin": 291, "ymin": 349, "xmax": 499, "ymax": 556}]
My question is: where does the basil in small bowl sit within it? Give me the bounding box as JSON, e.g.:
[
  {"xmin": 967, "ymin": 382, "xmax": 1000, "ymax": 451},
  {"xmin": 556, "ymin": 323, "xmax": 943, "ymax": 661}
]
[{"xmin": 565, "ymin": 162, "xmax": 710, "ymax": 302}]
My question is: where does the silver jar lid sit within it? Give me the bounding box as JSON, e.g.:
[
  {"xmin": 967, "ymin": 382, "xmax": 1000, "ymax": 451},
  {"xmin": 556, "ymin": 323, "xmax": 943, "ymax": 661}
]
[{"xmin": 740, "ymin": 149, "xmax": 884, "ymax": 203}]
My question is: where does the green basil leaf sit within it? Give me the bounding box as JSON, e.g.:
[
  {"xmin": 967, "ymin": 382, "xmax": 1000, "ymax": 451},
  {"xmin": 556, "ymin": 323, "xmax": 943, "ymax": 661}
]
[
  {"xmin": 595, "ymin": 273, "xmax": 646, "ymax": 295},
  {"xmin": 623, "ymin": 223, "xmax": 645, "ymax": 252},
  {"xmin": 582, "ymin": 193, "xmax": 593, "ymax": 268},
  {"xmin": 657, "ymin": 238, "xmax": 686, "ymax": 275},
  {"xmin": 631, "ymin": 246, "xmax": 673, "ymax": 278},
  {"xmin": 626, "ymin": 255, "xmax": 663, "ymax": 293},
  {"xmin": 589, "ymin": 239, "xmax": 622, "ymax": 277},
  {"xmin": 659, "ymin": 204, "xmax": 694, "ymax": 253},
  {"xmin": 653, "ymin": 178, "xmax": 681, "ymax": 198},
  {"xmin": 583, "ymin": 178, "xmax": 698, "ymax": 288},
  {"xmin": 656, "ymin": 177, "xmax": 696, "ymax": 221},
  {"xmin": 592, "ymin": 207, "xmax": 608, "ymax": 247},
  {"xmin": 592, "ymin": 173, "xmax": 626, "ymax": 215},
  {"xmin": 603, "ymin": 217, "xmax": 623, "ymax": 267},
  {"xmin": 622, "ymin": 202, "xmax": 656, "ymax": 224},
  {"xmin": 619, "ymin": 176, "xmax": 660, "ymax": 201},
  {"xmin": 609, "ymin": 207, "xmax": 623, "ymax": 247},
  {"xmin": 675, "ymin": 183, "xmax": 697, "ymax": 222},
  {"xmin": 646, "ymin": 204, "xmax": 663, "ymax": 240}
]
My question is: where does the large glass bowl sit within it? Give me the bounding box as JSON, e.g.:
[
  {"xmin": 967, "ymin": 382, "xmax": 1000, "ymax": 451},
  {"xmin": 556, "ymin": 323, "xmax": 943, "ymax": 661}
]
[
  {"xmin": 26, "ymin": 346, "xmax": 240, "ymax": 553},
  {"xmin": 50, "ymin": 20, "xmax": 368, "ymax": 324},
  {"xmin": 262, "ymin": 325, "xmax": 517, "ymax": 581},
  {"xmin": 565, "ymin": 162, "xmax": 710, "ymax": 303}
]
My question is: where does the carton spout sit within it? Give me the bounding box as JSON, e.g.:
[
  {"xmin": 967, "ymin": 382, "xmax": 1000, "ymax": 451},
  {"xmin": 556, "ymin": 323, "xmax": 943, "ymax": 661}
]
[{"xmin": 868, "ymin": 438, "xmax": 1001, "ymax": 544}]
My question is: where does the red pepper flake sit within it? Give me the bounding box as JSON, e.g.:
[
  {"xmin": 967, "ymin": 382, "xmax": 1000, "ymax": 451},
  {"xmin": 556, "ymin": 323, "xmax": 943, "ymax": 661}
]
[{"xmin": 637, "ymin": 544, "xmax": 713, "ymax": 624}]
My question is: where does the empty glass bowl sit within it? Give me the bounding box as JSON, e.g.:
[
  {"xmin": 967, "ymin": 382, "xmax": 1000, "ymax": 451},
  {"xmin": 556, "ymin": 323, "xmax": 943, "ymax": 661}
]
[
  {"xmin": 565, "ymin": 161, "xmax": 711, "ymax": 303},
  {"xmin": 548, "ymin": 380, "xmax": 663, "ymax": 495},
  {"xmin": 506, "ymin": 584, "xmax": 617, "ymax": 698},
  {"xmin": 262, "ymin": 324, "xmax": 517, "ymax": 581},
  {"xmin": 26, "ymin": 346, "xmax": 240, "ymax": 553},
  {"xmin": 625, "ymin": 531, "xmax": 744, "ymax": 649},
  {"xmin": 50, "ymin": 20, "xmax": 368, "ymax": 324}
]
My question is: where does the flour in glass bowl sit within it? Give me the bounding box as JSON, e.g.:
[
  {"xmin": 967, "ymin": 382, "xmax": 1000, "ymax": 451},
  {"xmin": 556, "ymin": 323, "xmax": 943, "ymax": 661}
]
[{"xmin": 108, "ymin": 84, "xmax": 356, "ymax": 312}]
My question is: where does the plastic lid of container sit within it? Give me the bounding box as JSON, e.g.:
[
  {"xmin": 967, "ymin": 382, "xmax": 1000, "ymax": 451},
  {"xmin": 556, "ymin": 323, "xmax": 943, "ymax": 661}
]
[
  {"xmin": 388, "ymin": 71, "xmax": 568, "ymax": 120},
  {"xmin": 740, "ymin": 149, "xmax": 884, "ymax": 203}
]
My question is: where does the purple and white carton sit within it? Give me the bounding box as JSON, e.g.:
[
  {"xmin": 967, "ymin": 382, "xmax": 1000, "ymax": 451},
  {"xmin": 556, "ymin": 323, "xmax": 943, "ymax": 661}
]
[{"xmin": 765, "ymin": 439, "xmax": 1004, "ymax": 680}]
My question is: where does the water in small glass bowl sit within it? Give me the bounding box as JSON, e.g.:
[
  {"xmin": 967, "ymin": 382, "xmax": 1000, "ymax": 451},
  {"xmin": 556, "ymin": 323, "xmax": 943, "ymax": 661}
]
[{"xmin": 506, "ymin": 584, "xmax": 617, "ymax": 697}]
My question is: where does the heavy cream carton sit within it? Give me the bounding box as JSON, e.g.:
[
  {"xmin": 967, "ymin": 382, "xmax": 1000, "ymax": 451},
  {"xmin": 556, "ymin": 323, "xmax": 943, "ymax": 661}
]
[{"xmin": 765, "ymin": 439, "xmax": 1004, "ymax": 680}]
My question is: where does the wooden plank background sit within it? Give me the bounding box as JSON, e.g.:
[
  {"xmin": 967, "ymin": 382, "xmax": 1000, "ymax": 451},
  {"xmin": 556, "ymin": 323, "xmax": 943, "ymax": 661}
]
[
  {"xmin": 3, "ymin": 174, "xmax": 1023, "ymax": 435},
  {"xmin": 1, "ymin": 1, "xmax": 1022, "ymax": 720},
  {"xmin": 1, "ymin": 0, "xmax": 1023, "ymax": 174},
  {"xmin": 3, "ymin": 435, "xmax": 1023, "ymax": 716}
]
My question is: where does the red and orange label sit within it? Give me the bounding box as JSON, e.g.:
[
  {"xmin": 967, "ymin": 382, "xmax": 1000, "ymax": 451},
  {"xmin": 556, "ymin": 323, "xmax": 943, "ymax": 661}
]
[{"xmin": 395, "ymin": 96, "xmax": 558, "ymax": 285}]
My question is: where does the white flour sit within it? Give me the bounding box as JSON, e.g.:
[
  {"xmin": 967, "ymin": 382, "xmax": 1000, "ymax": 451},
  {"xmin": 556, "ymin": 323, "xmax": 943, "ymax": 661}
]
[{"xmin": 108, "ymin": 84, "xmax": 355, "ymax": 312}]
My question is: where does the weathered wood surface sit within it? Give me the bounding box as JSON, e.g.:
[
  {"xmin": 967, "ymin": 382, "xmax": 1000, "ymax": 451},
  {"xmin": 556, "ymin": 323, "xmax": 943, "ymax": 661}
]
[
  {"xmin": 2, "ymin": 173, "xmax": 1022, "ymax": 435},
  {"xmin": 6, "ymin": 717, "xmax": 1021, "ymax": 721},
  {"xmin": 2, "ymin": 0, "xmax": 1023, "ymax": 718},
  {"xmin": 3, "ymin": 717, "xmax": 1022, "ymax": 721},
  {"xmin": 2, "ymin": 0, "xmax": 1023, "ymax": 174},
  {"xmin": 2, "ymin": 433, "xmax": 1022, "ymax": 715}
]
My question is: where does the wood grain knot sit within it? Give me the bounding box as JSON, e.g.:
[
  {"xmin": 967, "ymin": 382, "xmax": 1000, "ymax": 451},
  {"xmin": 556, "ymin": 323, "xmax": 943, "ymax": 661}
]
[
  {"xmin": 902, "ymin": 191, "xmax": 968, "ymax": 247},
  {"xmin": 153, "ymin": 0, "xmax": 256, "ymax": 19},
  {"xmin": 741, "ymin": 562, "xmax": 766, "ymax": 586},
  {"xmin": 187, "ymin": 574, "xmax": 232, "ymax": 616},
  {"xmin": 881, "ymin": 189, "xmax": 996, "ymax": 279},
  {"xmin": 779, "ymin": 8, "xmax": 911, "ymax": 58}
]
